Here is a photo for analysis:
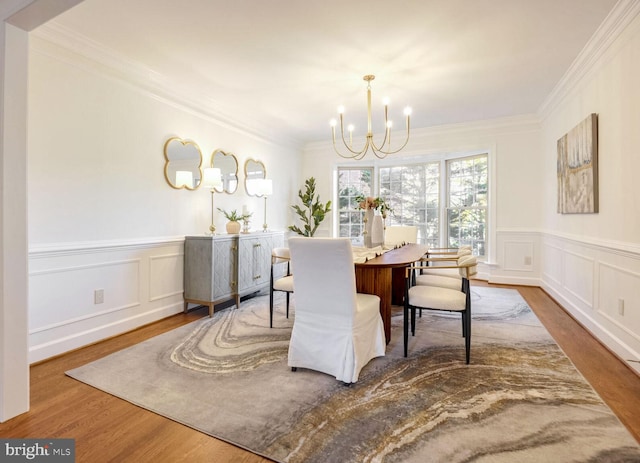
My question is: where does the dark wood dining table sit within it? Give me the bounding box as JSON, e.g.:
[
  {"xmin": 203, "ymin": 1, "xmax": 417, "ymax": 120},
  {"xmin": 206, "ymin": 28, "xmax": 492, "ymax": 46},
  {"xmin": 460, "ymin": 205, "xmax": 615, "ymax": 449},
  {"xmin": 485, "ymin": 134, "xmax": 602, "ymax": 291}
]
[{"xmin": 354, "ymin": 243, "xmax": 429, "ymax": 343}]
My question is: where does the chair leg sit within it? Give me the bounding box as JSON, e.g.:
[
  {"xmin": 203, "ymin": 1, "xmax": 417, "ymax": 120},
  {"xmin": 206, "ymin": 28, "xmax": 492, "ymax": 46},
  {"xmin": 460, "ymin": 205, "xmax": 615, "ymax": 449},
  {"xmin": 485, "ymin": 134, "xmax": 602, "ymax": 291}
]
[
  {"xmin": 286, "ymin": 292, "xmax": 290, "ymax": 318},
  {"xmin": 269, "ymin": 287, "xmax": 274, "ymax": 328},
  {"xmin": 403, "ymin": 302, "xmax": 409, "ymax": 357},
  {"xmin": 464, "ymin": 292, "xmax": 471, "ymax": 364},
  {"xmin": 461, "ymin": 312, "xmax": 466, "ymax": 338},
  {"xmin": 411, "ymin": 305, "xmax": 416, "ymax": 336},
  {"xmin": 464, "ymin": 316, "xmax": 471, "ymax": 364}
]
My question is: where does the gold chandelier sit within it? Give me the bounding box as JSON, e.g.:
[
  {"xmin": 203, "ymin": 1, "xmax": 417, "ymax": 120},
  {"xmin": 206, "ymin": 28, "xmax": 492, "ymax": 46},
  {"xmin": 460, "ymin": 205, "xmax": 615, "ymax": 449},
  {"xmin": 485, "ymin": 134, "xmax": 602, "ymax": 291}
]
[{"xmin": 330, "ymin": 75, "xmax": 412, "ymax": 160}]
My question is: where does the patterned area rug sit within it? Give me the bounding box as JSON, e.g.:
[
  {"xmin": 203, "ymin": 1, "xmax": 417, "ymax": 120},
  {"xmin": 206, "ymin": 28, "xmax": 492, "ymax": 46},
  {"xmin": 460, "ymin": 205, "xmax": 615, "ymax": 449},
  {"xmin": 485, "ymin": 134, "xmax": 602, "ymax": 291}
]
[{"xmin": 67, "ymin": 287, "xmax": 640, "ymax": 462}]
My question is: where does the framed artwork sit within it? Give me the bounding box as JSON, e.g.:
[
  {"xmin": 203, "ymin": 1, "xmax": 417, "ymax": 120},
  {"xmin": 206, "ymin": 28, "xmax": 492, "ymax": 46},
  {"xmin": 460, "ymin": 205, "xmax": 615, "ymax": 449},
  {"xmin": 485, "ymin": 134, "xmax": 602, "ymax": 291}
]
[{"xmin": 557, "ymin": 113, "xmax": 598, "ymax": 214}]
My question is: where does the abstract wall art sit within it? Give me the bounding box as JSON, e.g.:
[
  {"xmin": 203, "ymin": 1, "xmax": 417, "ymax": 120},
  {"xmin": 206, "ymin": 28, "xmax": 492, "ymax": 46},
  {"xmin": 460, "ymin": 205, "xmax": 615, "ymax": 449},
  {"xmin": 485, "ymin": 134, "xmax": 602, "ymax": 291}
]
[{"xmin": 557, "ymin": 113, "xmax": 598, "ymax": 214}]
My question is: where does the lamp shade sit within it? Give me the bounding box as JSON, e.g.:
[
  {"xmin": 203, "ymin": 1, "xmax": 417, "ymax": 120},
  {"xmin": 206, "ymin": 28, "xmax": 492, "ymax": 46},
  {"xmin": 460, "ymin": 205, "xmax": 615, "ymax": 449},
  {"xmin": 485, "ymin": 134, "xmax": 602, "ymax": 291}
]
[
  {"xmin": 175, "ymin": 170, "xmax": 193, "ymax": 188},
  {"xmin": 201, "ymin": 167, "xmax": 223, "ymax": 189},
  {"xmin": 257, "ymin": 178, "xmax": 273, "ymax": 196}
]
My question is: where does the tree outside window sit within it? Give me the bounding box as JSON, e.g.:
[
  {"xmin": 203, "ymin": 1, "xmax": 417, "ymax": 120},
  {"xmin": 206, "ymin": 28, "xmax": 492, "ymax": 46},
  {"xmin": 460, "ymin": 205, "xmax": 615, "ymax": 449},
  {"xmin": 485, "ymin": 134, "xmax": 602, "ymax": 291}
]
[
  {"xmin": 337, "ymin": 168, "xmax": 372, "ymax": 243},
  {"xmin": 379, "ymin": 163, "xmax": 439, "ymax": 247},
  {"xmin": 447, "ymin": 155, "xmax": 487, "ymax": 257}
]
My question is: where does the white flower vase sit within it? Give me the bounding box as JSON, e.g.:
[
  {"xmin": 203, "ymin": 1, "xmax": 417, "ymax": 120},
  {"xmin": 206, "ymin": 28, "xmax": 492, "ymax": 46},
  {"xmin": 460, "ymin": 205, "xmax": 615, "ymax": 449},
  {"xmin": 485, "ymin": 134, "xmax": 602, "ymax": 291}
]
[
  {"xmin": 371, "ymin": 213, "xmax": 384, "ymax": 247},
  {"xmin": 363, "ymin": 209, "xmax": 374, "ymax": 248}
]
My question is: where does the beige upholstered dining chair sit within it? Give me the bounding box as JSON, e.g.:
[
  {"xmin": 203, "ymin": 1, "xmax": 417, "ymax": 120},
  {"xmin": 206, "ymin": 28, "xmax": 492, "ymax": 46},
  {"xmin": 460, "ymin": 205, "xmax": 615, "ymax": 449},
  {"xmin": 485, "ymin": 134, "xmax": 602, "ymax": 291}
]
[
  {"xmin": 425, "ymin": 244, "xmax": 472, "ymax": 259},
  {"xmin": 384, "ymin": 225, "xmax": 418, "ymax": 247},
  {"xmin": 419, "ymin": 246, "xmax": 476, "ymax": 278},
  {"xmin": 403, "ymin": 257, "xmax": 475, "ymax": 364},
  {"xmin": 416, "ymin": 255, "xmax": 478, "ymax": 289},
  {"xmin": 269, "ymin": 247, "xmax": 294, "ymax": 328},
  {"xmin": 287, "ymin": 237, "xmax": 386, "ymax": 384}
]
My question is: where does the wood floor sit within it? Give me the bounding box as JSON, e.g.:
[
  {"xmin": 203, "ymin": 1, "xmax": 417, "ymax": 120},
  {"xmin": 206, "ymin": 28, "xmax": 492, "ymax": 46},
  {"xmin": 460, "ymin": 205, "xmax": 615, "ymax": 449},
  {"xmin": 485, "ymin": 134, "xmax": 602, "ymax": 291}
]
[{"xmin": 1, "ymin": 283, "xmax": 639, "ymax": 462}]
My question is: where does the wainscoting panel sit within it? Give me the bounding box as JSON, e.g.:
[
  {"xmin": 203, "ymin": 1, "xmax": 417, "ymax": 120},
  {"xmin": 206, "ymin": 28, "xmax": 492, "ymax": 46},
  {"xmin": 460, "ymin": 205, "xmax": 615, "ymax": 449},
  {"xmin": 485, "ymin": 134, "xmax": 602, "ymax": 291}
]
[
  {"xmin": 30, "ymin": 258, "xmax": 141, "ymax": 330},
  {"xmin": 597, "ymin": 262, "xmax": 640, "ymax": 346},
  {"xmin": 540, "ymin": 233, "xmax": 640, "ymax": 374},
  {"xmin": 487, "ymin": 230, "xmax": 540, "ymax": 285},
  {"xmin": 149, "ymin": 252, "xmax": 184, "ymax": 302},
  {"xmin": 28, "ymin": 238, "xmax": 186, "ymax": 363},
  {"xmin": 563, "ymin": 250, "xmax": 595, "ymax": 309},
  {"xmin": 541, "ymin": 241, "xmax": 564, "ymax": 289},
  {"xmin": 503, "ymin": 241, "xmax": 534, "ymax": 272}
]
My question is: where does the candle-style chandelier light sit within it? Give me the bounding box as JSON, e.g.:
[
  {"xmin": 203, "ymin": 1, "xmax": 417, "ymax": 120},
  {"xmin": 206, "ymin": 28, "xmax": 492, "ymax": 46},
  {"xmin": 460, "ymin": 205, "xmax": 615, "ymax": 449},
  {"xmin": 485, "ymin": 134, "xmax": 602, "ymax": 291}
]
[{"xmin": 330, "ymin": 74, "xmax": 412, "ymax": 160}]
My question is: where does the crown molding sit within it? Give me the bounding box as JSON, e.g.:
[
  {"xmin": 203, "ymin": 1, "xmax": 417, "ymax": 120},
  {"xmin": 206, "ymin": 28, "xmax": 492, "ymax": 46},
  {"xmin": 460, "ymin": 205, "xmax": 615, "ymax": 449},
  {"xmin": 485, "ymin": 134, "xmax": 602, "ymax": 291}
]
[
  {"xmin": 31, "ymin": 22, "xmax": 303, "ymax": 150},
  {"xmin": 537, "ymin": 0, "xmax": 640, "ymax": 120}
]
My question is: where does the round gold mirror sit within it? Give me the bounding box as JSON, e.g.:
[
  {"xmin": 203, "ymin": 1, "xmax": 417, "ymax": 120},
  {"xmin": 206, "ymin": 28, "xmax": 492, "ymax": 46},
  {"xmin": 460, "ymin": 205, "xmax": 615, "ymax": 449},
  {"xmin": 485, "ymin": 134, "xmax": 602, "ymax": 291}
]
[
  {"xmin": 244, "ymin": 158, "xmax": 266, "ymax": 196},
  {"xmin": 163, "ymin": 137, "xmax": 202, "ymax": 190}
]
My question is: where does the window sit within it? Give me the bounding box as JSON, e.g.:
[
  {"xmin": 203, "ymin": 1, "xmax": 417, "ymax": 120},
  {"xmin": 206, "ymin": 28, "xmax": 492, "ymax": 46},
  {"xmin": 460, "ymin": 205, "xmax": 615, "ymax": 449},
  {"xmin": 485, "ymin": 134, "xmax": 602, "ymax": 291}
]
[
  {"xmin": 337, "ymin": 167, "xmax": 373, "ymax": 242},
  {"xmin": 379, "ymin": 163, "xmax": 440, "ymax": 248},
  {"xmin": 336, "ymin": 153, "xmax": 488, "ymax": 258},
  {"xmin": 446, "ymin": 155, "xmax": 487, "ymax": 256}
]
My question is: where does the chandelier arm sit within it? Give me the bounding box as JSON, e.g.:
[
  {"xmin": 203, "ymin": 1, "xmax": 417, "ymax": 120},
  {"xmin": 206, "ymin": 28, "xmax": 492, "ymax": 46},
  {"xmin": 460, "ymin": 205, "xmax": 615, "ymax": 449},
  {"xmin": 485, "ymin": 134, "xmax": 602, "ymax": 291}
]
[
  {"xmin": 335, "ymin": 113, "xmax": 372, "ymax": 157},
  {"xmin": 333, "ymin": 136, "xmax": 371, "ymax": 159},
  {"xmin": 381, "ymin": 104, "xmax": 390, "ymax": 150},
  {"xmin": 372, "ymin": 117, "xmax": 411, "ymax": 155}
]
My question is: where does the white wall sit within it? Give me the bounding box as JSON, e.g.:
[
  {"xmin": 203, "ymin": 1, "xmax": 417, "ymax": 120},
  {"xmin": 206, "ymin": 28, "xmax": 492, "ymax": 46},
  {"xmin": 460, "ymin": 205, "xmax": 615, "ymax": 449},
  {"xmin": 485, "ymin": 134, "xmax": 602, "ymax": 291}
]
[
  {"xmin": 539, "ymin": 7, "xmax": 640, "ymax": 373},
  {"xmin": 27, "ymin": 35, "xmax": 302, "ymax": 362}
]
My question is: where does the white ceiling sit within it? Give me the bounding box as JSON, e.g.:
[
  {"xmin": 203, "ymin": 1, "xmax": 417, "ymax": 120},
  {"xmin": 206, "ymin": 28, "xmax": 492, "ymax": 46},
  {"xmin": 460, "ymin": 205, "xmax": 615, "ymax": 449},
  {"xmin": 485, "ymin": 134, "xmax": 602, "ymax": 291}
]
[{"xmin": 37, "ymin": 0, "xmax": 619, "ymax": 146}]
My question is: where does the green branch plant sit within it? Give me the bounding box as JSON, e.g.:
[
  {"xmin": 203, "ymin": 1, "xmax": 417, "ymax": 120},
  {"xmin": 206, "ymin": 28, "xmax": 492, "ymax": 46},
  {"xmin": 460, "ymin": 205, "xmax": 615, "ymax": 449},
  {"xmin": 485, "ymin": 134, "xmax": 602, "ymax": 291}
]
[
  {"xmin": 289, "ymin": 177, "xmax": 332, "ymax": 237},
  {"xmin": 217, "ymin": 208, "xmax": 252, "ymax": 222}
]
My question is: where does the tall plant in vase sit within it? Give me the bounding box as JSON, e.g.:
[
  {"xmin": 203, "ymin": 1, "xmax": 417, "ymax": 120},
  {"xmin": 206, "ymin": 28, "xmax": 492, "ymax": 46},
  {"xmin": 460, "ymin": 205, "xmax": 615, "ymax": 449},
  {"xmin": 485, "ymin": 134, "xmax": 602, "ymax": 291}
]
[{"xmin": 289, "ymin": 177, "xmax": 332, "ymax": 237}]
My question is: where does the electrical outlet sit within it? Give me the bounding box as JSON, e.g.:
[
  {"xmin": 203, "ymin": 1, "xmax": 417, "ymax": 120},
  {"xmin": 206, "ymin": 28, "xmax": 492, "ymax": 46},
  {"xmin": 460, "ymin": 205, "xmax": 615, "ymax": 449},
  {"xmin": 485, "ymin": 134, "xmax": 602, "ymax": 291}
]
[
  {"xmin": 524, "ymin": 256, "xmax": 532, "ymax": 265},
  {"xmin": 618, "ymin": 298, "xmax": 624, "ymax": 316},
  {"xmin": 94, "ymin": 289, "xmax": 104, "ymax": 304}
]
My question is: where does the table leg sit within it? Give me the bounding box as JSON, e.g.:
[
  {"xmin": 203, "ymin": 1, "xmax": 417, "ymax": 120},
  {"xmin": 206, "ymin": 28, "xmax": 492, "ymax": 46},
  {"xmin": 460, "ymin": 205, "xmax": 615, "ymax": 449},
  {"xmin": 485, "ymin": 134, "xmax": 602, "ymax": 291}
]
[
  {"xmin": 355, "ymin": 266, "xmax": 392, "ymax": 344},
  {"xmin": 391, "ymin": 266, "xmax": 408, "ymax": 305}
]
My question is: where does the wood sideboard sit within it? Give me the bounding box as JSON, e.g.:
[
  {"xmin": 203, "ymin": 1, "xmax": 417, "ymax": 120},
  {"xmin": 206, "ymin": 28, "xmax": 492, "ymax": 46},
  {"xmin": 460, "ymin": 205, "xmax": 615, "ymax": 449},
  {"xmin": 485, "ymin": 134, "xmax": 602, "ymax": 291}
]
[{"xmin": 184, "ymin": 231, "xmax": 285, "ymax": 316}]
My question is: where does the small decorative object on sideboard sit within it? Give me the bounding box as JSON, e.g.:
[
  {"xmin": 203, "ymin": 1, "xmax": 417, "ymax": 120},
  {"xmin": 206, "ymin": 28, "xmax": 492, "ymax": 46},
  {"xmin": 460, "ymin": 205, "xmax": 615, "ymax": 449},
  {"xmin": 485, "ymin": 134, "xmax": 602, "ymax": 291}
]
[
  {"xmin": 241, "ymin": 205, "xmax": 251, "ymax": 233},
  {"xmin": 217, "ymin": 208, "xmax": 252, "ymax": 234}
]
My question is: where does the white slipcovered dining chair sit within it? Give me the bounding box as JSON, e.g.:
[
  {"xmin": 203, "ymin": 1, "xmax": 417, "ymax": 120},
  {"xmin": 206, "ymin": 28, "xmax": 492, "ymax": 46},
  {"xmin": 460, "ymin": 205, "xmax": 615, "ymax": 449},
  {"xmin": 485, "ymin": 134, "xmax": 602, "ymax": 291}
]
[
  {"xmin": 384, "ymin": 226, "xmax": 418, "ymax": 247},
  {"xmin": 287, "ymin": 237, "xmax": 386, "ymax": 384},
  {"xmin": 269, "ymin": 247, "xmax": 294, "ymax": 328},
  {"xmin": 404, "ymin": 257, "xmax": 475, "ymax": 364}
]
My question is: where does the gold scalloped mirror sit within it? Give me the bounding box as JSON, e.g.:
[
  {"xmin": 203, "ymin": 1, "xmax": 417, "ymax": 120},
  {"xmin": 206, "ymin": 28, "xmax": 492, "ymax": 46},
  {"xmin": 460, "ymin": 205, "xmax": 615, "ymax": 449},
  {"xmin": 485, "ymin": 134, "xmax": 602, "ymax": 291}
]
[
  {"xmin": 163, "ymin": 137, "xmax": 203, "ymax": 190},
  {"xmin": 244, "ymin": 158, "xmax": 266, "ymax": 196},
  {"xmin": 211, "ymin": 149, "xmax": 238, "ymax": 194}
]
